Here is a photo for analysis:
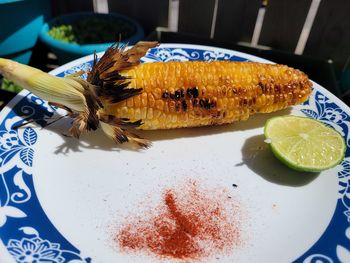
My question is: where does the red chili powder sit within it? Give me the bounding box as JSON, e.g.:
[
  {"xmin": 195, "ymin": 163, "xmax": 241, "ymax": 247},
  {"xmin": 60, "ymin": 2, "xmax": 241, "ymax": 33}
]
[{"xmin": 115, "ymin": 180, "xmax": 242, "ymax": 261}]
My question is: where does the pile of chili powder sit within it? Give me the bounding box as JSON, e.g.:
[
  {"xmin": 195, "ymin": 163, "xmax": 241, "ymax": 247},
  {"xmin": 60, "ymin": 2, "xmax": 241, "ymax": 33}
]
[{"xmin": 115, "ymin": 179, "xmax": 242, "ymax": 261}]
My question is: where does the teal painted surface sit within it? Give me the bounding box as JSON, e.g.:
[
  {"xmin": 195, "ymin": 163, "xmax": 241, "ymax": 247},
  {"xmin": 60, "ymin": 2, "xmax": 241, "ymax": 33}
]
[
  {"xmin": 0, "ymin": 0, "xmax": 50, "ymax": 63},
  {"xmin": 0, "ymin": 0, "xmax": 24, "ymax": 4},
  {"xmin": 11, "ymin": 50, "xmax": 33, "ymax": 64}
]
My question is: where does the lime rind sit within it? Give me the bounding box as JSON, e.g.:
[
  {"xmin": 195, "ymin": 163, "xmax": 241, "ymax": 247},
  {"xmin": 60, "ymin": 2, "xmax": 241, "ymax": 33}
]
[{"xmin": 264, "ymin": 116, "xmax": 347, "ymax": 172}]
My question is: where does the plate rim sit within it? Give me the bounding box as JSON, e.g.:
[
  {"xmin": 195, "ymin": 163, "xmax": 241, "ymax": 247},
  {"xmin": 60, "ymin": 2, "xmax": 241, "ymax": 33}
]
[{"xmin": 0, "ymin": 43, "xmax": 349, "ymax": 263}]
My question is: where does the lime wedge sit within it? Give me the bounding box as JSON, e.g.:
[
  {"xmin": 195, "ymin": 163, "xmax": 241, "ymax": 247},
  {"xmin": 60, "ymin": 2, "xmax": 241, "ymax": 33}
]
[{"xmin": 264, "ymin": 116, "xmax": 346, "ymax": 172}]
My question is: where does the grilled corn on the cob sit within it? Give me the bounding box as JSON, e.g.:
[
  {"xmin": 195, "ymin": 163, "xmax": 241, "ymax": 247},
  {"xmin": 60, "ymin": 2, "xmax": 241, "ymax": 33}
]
[
  {"xmin": 110, "ymin": 61, "xmax": 311, "ymax": 130},
  {"xmin": 0, "ymin": 41, "xmax": 312, "ymax": 147}
]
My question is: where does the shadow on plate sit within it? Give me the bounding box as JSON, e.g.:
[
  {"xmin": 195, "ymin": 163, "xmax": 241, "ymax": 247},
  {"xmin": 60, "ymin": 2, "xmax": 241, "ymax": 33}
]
[
  {"xmin": 240, "ymin": 134, "xmax": 319, "ymax": 187},
  {"xmin": 49, "ymin": 108, "xmax": 292, "ymax": 154},
  {"xmin": 35, "ymin": 117, "xmax": 139, "ymax": 155}
]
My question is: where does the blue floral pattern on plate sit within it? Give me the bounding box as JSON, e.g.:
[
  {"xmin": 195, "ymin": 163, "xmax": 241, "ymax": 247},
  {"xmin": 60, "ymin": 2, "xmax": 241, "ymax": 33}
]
[{"xmin": 0, "ymin": 46, "xmax": 349, "ymax": 263}]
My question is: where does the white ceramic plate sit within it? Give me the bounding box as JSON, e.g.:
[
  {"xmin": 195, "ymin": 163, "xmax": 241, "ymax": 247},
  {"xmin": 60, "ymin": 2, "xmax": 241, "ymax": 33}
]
[{"xmin": 0, "ymin": 44, "xmax": 349, "ymax": 263}]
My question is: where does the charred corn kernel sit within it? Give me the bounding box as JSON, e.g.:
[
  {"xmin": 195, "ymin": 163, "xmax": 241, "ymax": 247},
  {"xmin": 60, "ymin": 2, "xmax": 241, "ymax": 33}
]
[
  {"xmin": 152, "ymin": 88, "xmax": 162, "ymax": 99},
  {"xmin": 148, "ymin": 94, "xmax": 155, "ymax": 108},
  {"xmin": 128, "ymin": 108, "xmax": 135, "ymax": 118},
  {"xmin": 118, "ymin": 101, "xmax": 126, "ymax": 107},
  {"xmin": 147, "ymin": 108, "xmax": 153, "ymax": 119},
  {"xmin": 155, "ymin": 100, "xmax": 164, "ymax": 111},
  {"xmin": 126, "ymin": 98, "xmax": 133, "ymax": 108},
  {"xmin": 154, "ymin": 109, "xmax": 161, "ymax": 118},
  {"xmin": 141, "ymin": 107, "xmax": 147, "ymax": 119},
  {"xmin": 171, "ymin": 114, "xmax": 178, "ymax": 123},
  {"xmin": 105, "ymin": 61, "xmax": 312, "ymax": 130},
  {"xmin": 168, "ymin": 101, "xmax": 175, "ymax": 113},
  {"xmin": 141, "ymin": 93, "xmax": 148, "ymax": 107},
  {"xmin": 133, "ymin": 95, "xmax": 141, "ymax": 108},
  {"xmin": 134, "ymin": 108, "xmax": 141, "ymax": 119},
  {"xmin": 121, "ymin": 106, "xmax": 128, "ymax": 116}
]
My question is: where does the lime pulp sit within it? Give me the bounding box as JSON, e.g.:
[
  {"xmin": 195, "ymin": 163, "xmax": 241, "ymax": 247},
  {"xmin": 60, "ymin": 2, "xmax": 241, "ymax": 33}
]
[{"xmin": 264, "ymin": 116, "xmax": 346, "ymax": 172}]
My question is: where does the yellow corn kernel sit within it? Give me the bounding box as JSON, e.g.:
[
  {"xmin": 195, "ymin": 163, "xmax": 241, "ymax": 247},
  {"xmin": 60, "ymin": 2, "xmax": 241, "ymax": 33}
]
[{"xmin": 147, "ymin": 108, "xmax": 153, "ymax": 120}]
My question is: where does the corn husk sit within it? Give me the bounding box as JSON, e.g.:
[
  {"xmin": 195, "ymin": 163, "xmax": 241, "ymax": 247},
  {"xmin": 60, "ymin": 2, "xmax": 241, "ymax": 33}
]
[
  {"xmin": 0, "ymin": 41, "xmax": 158, "ymax": 147},
  {"xmin": 0, "ymin": 58, "xmax": 86, "ymax": 112}
]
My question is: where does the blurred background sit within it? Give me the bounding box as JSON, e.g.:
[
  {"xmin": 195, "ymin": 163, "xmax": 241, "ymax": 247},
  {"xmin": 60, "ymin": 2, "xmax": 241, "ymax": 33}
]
[{"xmin": 0, "ymin": 0, "xmax": 349, "ymax": 107}]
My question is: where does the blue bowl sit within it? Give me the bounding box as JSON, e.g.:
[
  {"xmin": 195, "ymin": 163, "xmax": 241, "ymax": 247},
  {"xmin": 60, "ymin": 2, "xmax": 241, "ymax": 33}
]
[
  {"xmin": 0, "ymin": 0, "xmax": 50, "ymax": 64},
  {"xmin": 39, "ymin": 12, "xmax": 144, "ymax": 64}
]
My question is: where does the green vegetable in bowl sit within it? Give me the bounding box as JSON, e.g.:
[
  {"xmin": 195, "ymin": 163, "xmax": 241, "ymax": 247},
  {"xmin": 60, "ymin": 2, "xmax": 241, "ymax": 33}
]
[
  {"xmin": 48, "ymin": 17, "xmax": 136, "ymax": 44},
  {"xmin": 1, "ymin": 78, "xmax": 23, "ymax": 93},
  {"xmin": 48, "ymin": 24, "xmax": 77, "ymax": 43}
]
